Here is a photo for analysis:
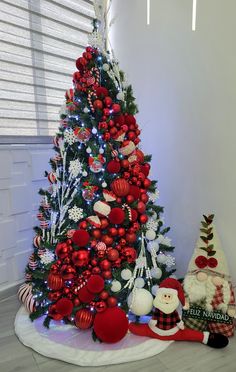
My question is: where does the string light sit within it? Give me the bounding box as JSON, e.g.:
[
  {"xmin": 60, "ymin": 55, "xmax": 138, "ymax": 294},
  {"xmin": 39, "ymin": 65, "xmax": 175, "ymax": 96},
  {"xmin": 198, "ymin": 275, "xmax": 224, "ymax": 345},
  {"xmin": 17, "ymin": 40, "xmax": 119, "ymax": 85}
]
[{"xmin": 147, "ymin": 0, "xmax": 150, "ymax": 25}]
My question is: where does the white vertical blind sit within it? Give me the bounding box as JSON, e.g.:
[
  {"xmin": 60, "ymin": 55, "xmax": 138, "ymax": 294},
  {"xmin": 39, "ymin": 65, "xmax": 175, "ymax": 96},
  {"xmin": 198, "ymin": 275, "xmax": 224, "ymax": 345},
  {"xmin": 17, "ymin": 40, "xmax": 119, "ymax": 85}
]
[{"xmin": 0, "ymin": 0, "xmax": 94, "ymax": 136}]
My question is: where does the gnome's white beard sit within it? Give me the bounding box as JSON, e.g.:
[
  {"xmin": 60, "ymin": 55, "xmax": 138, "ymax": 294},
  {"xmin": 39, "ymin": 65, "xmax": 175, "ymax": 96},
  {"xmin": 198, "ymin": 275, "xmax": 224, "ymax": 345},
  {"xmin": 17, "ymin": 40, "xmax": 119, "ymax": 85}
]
[{"xmin": 184, "ymin": 275, "xmax": 231, "ymax": 312}]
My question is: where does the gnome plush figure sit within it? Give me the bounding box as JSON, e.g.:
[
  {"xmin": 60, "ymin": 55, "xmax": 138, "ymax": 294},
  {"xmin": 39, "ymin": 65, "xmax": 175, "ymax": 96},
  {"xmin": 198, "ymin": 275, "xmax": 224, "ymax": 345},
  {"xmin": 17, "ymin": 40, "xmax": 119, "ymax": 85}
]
[
  {"xmin": 129, "ymin": 277, "xmax": 229, "ymax": 348},
  {"xmin": 183, "ymin": 214, "xmax": 236, "ymax": 337}
]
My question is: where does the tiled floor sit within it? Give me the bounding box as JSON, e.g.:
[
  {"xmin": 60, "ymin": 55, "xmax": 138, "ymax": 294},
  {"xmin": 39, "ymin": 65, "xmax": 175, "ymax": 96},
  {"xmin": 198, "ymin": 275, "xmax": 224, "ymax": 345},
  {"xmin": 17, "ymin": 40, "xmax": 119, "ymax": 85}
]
[{"xmin": 0, "ymin": 294, "xmax": 236, "ymax": 372}]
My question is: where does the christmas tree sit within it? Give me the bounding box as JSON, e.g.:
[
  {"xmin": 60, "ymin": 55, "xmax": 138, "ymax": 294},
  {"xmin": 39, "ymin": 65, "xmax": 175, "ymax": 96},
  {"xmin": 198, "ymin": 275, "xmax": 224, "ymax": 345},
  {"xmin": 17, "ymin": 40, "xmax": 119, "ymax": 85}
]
[{"xmin": 18, "ymin": 11, "xmax": 176, "ymax": 343}]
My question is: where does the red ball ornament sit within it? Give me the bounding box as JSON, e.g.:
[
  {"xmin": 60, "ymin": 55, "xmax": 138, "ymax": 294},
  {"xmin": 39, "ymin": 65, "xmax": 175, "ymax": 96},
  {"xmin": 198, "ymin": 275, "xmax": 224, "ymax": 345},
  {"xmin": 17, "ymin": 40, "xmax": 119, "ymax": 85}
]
[
  {"xmin": 138, "ymin": 172, "xmax": 146, "ymax": 182},
  {"xmin": 141, "ymin": 164, "xmax": 150, "ymax": 177},
  {"xmin": 83, "ymin": 270, "xmax": 92, "ymax": 279},
  {"xmin": 107, "ymin": 160, "xmax": 121, "ymax": 174},
  {"xmin": 93, "ymin": 99, "xmax": 103, "ymax": 110},
  {"xmin": 126, "ymin": 194, "xmax": 134, "ymax": 204},
  {"xmin": 135, "ymin": 149, "xmax": 145, "ymax": 163},
  {"xmin": 93, "ymin": 307, "xmax": 128, "ymax": 343},
  {"xmin": 103, "ymin": 132, "xmax": 111, "ymax": 141},
  {"xmin": 55, "ymin": 298, "xmax": 73, "ymax": 317},
  {"xmin": 129, "ymin": 185, "xmax": 141, "ymax": 200},
  {"xmin": 91, "ymin": 258, "xmax": 98, "ymax": 266},
  {"xmin": 139, "ymin": 214, "xmax": 148, "ymax": 224},
  {"xmin": 118, "ymin": 227, "xmax": 126, "ymax": 237},
  {"xmin": 87, "ymin": 275, "xmax": 105, "ymax": 294},
  {"xmin": 47, "ymin": 291, "xmax": 62, "ymax": 302},
  {"xmin": 75, "ymin": 309, "xmax": 94, "ymax": 329},
  {"xmin": 113, "ymin": 258, "xmax": 122, "ymax": 267},
  {"xmin": 102, "ymin": 270, "xmax": 112, "ymax": 279},
  {"xmin": 103, "ymin": 108, "xmax": 110, "ymax": 116},
  {"xmin": 78, "ymin": 221, "xmax": 88, "ymax": 229},
  {"xmin": 112, "ymin": 103, "xmax": 121, "ymax": 113},
  {"xmin": 121, "ymin": 159, "xmax": 130, "ymax": 169},
  {"xmin": 55, "ymin": 242, "xmax": 70, "ymax": 259},
  {"xmin": 108, "ymin": 119, "xmax": 115, "ymax": 127},
  {"xmin": 72, "ymin": 250, "xmax": 89, "ymax": 267},
  {"xmin": 92, "ymin": 229, "xmax": 102, "ymax": 239},
  {"xmin": 131, "ymin": 209, "xmax": 138, "ymax": 222},
  {"xmin": 104, "ymin": 96, "xmax": 113, "ymax": 107},
  {"xmin": 72, "ymin": 230, "xmax": 90, "ymax": 247},
  {"xmin": 127, "ymin": 131, "xmax": 136, "ymax": 141},
  {"xmin": 102, "ymin": 235, "xmax": 113, "ymax": 246},
  {"xmin": 60, "ymin": 265, "xmax": 76, "ymax": 280},
  {"xmin": 143, "ymin": 178, "xmax": 151, "ymax": 189},
  {"xmin": 107, "ymin": 296, "xmax": 118, "ymax": 308},
  {"xmin": 107, "ymin": 249, "xmax": 119, "ymax": 261},
  {"xmin": 114, "ymin": 114, "xmax": 125, "ymax": 125},
  {"xmin": 100, "ymin": 218, "xmax": 109, "ymax": 229},
  {"xmin": 73, "ymin": 298, "xmax": 81, "ymax": 307},
  {"xmin": 47, "ymin": 273, "xmax": 63, "ymax": 290},
  {"xmin": 125, "ymin": 114, "xmax": 136, "ymax": 126},
  {"xmin": 108, "ymin": 208, "xmax": 125, "ymax": 224},
  {"xmin": 111, "ymin": 178, "xmax": 130, "ymax": 197},
  {"xmin": 100, "ymin": 259, "xmax": 111, "ymax": 271},
  {"xmin": 109, "ymin": 227, "xmax": 118, "ymax": 237},
  {"xmin": 78, "ymin": 286, "xmax": 95, "ymax": 303},
  {"xmin": 140, "ymin": 193, "xmax": 149, "ymax": 203},
  {"xmin": 100, "ymin": 290, "xmax": 109, "ymax": 300},
  {"xmin": 125, "ymin": 232, "xmax": 137, "ymax": 244},
  {"xmin": 110, "ymin": 127, "xmax": 118, "ymax": 137},
  {"xmin": 96, "ymin": 86, "xmax": 108, "ymax": 98},
  {"xmin": 48, "ymin": 304, "xmax": 63, "ymax": 321},
  {"xmin": 95, "ymin": 300, "xmax": 107, "ymax": 313},
  {"xmin": 92, "ymin": 266, "xmax": 102, "ymax": 274},
  {"xmin": 137, "ymin": 201, "xmax": 146, "ymax": 214},
  {"xmin": 120, "ymin": 238, "xmax": 127, "ymax": 247},
  {"xmin": 132, "ymin": 222, "xmax": 140, "ymax": 231}
]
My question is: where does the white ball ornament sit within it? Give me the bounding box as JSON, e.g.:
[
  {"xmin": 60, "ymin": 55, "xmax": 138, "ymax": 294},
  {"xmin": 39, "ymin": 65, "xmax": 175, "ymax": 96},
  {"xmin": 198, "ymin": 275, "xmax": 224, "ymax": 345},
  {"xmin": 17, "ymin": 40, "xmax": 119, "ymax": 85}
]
[
  {"xmin": 83, "ymin": 107, "xmax": 89, "ymax": 113},
  {"xmin": 111, "ymin": 280, "xmax": 122, "ymax": 292},
  {"xmin": 150, "ymin": 267, "xmax": 162, "ymax": 279},
  {"xmin": 99, "ymin": 147, "xmax": 104, "ymax": 154},
  {"xmin": 92, "ymin": 127, "xmax": 97, "ymax": 134},
  {"xmin": 102, "ymin": 182, "xmax": 107, "ymax": 188},
  {"xmin": 86, "ymin": 147, "xmax": 92, "ymax": 154},
  {"xmin": 156, "ymin": 253, "xmax": 167, "ymax": 264},
  {"xmin": 151, "ymin": 285, "xmax": 159, "ymax": 296},
  {"xmin": 145, "ymin": 229, "xmax": 156, "ymax": 241},
  {"xmin": 127, "ymin": 288, "xmax": 153, "ymax": 316},
  {"xmin": 147, "ymin": 241, "xmax": 159, "ymax": 253},
  {"xmin": 82, "ymin": 171, "xmax": 88, "ymax": 177},
  {"xmin": 116, "ymin": 91, "xmax": 125, "ymax": 101},
  {"xmin": 121, "ymin": 269, "xmax": 132, "ymax": 281},
  {"xmin": 135, "ymin": 277, "xmax": 145, "ymax": 288},
  {"xmin": 102, "ymin": 63, "xmax": 110, "ymax": 71}
]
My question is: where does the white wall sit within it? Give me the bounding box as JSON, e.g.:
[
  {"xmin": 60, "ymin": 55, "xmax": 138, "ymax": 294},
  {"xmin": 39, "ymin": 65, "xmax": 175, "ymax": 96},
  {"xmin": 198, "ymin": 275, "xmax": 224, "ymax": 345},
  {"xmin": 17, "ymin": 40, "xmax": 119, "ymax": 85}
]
[
  {"xmin": 0, "ymin": 145, "xmax": 52, "ymax": 291},
  {"xmin": 110, "ymin": 0, "xmax": 236, "ymax": 282}
]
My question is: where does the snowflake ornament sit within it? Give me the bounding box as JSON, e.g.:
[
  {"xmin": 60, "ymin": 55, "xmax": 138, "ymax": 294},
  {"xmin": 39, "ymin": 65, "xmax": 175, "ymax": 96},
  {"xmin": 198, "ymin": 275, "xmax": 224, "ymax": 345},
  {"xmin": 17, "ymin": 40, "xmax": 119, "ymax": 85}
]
[
  {"xmin": 148, "ymin": 190, "xmax": 160, "ymax": 202},
  {"xmin": 68, "ymin": 206, "xmax": 84, "ymax": 222},
  {"xmin": 69, "ymin": 159, "xmax": 83, "ymax": 178},
  {"xmin": 146, "ymin": 218, "xmax": 158, "ymax": 231},
  {"xmin": 165, "ymin": 255, "xmax": 176, "ymax": 268},
  {"xmin": 64, "ymin": 130, "xmax": 78, "ymax": 145},
  {"xmin": 40, "ymin": 250, "xmax": 55, "ymax": 265}
]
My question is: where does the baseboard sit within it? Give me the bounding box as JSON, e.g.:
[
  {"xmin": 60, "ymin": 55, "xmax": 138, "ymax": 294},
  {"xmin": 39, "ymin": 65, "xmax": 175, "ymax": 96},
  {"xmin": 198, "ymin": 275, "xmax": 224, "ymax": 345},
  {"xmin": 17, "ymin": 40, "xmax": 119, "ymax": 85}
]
[{"xmin": 0, "ymin": 280, "xmax": 24, "ymax": 301}]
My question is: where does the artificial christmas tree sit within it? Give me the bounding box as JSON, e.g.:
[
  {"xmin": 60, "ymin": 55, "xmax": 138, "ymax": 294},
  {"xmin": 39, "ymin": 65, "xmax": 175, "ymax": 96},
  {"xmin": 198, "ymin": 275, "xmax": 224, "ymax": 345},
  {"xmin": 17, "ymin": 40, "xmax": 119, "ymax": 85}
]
[{"xmin": 18, "ymin": 11, "xmax": 176, "ymax": 344}]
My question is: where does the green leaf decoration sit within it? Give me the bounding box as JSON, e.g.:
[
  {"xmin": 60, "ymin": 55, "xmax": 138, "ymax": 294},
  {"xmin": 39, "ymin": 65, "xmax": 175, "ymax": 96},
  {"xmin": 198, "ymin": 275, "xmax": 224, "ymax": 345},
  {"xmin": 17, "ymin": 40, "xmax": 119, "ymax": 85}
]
[
  {"xmin": 208, "ymin": 250, "xmax": 216, "ymax": 256},
  {"xmin": 208, "ymin": 244, "xmax": 214, "ymax": 251},
  {"xmin": 201, "ymin": 221, "xmax": 208, "ymax": 228},
  {"xmin": 203, "ymin": 215, "xmax": 213, "ymax": 225},
  {"xmin": 207, "ymin": 233, "xmax": 213, "ymax": 240},
  {"xmin": 208, "ymin": 214, "xmax": 215, "ymax": 221},
  {"xmin": 200, "ymin": 236, "xmax": 208, "ymax": 244},
  {"xmin": 200, "ymin": 228, "xmax": 208, "ymax": 234},
  {"xmin": 200, "ymin": 247, "xmax": 209, "ymax": 252}
]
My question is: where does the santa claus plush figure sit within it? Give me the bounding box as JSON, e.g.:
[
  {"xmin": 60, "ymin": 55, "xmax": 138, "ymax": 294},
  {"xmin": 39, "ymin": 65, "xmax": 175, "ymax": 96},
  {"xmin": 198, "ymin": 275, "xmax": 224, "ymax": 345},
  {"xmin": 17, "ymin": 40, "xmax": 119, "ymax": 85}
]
[
  {"xmin": 183, "ymin": 215, "xmax": 236, "ymax": 337},
  {"xmin": 129, "ymin": 277, "xmax": 229, "ymax": 348}
]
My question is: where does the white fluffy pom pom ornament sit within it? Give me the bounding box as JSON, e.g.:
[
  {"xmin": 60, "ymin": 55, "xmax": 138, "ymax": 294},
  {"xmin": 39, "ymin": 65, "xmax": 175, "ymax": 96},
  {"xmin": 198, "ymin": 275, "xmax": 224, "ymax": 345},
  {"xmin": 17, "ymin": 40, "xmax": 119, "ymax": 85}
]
[
  {"xmin": 156, "ymin": 253, "xmax": 167, "ymax": 264},
  {"xmin": 145, "ymin": 229, "xmax": 156, "ymax": 241},
  {"xmin": 147, "ymin": 241, "xmax": 159, "ymax": 253},
  {"xmin": 121, "ymin": 269, "xmax": 132, "ymax": 281},
  {"xmin": 135, "ymin": 277, "xmax": 145, "ymax": 288},
  {"xmin": 116, "ymin": 92, "xmax": 125, "ymax": 101},
  {"xmin": 151, "ymin": 285, "xmax": 159, "ymax": 296},
  {"xmin": 127, "ymin": 288, "xmax": 153, "ymax": 316},
  {"xmin": 150, "ymin": 267, "xmax": 162, "ymax": 279},
  {"xmin": 111, "ymin": 280, "xmax": 122, "ymax": 292},
  {"xmin": 102, "ymin": 63, "xmax": 110, "ymax": 71}
]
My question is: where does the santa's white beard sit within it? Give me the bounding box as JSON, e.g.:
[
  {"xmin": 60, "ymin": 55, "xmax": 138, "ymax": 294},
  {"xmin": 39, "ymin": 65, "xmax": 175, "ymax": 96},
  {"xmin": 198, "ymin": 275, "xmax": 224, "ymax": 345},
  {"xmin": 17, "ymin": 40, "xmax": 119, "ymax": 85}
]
[
  {"xmin": 153, "ymin": 293, "xmax": 179, "ymax": 314},
  {"xmin": 184, "ymin": 275, "xmax": 207, "ymax": 303}
]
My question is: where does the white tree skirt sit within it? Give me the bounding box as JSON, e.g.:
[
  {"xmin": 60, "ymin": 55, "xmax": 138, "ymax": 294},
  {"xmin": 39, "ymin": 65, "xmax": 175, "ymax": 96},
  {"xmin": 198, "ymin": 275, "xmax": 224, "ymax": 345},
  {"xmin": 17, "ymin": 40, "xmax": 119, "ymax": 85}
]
[{"xmin": 15, "ymin": 306, "xmax": 172, "ymax": 366}]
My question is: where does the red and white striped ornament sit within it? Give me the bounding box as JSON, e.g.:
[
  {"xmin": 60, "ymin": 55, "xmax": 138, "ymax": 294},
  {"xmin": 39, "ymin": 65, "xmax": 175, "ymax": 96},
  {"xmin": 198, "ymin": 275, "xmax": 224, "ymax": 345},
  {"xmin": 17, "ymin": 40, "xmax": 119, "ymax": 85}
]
[
  {"xmin": 40, "ymin": 220, "xmax": 49, "ymax": 229},
  {"xmin": 96, "ymin": 242, "xmax": 107, "ymax": 252},
  {"xmin": 18, "ymin": 283, "xmax": 36, "ymax": 313},
  {"xmin": 112, "ymin": 149, "xmax": 119, "ymax": 157},
  {"xmin": 122, "ymin": 203, "xmax": 132, "ymax": 221},
  {"xmin": 47, "ymin": 172, "xmax": 57, "ymax": 184},
  {"xmin": 42, "ymin": 202, "xmax": 51, "ymax": 210},
  {"xmin": 37, "ymin": 248, "xmax": 46, "ymax": 256},
  {"xmin": 37, "ymin": 213, "xmax": 44, "ymax": 221},
  {"xmin": 93, "ymin": 200, "xmax": 111, "ymax": 217},
  {"xmin": 86, "ymin": 215, "xmax": 101, "ymax": 228},
  {"xmin": 88, "ymin": 91, "xmax": 97, "ymax": 113},
  {"xmin": 28, "ymin": 254, "xmax": 38, "ymax": 270},
  {"xmin": 33, "ymin": 235, "xmax": 41, "ymax": 248},
  {"xmin": 25, "ymin": 273, "xmax": 32, "ymax": 281}
]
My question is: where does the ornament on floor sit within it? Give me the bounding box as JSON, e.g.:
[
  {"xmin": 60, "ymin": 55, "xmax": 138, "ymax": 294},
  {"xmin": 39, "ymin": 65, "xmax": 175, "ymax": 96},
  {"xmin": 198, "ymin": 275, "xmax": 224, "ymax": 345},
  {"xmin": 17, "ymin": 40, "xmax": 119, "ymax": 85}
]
[
  {"xmin": 129, "ymin": 278, "xmax": 229, "ymax": 348},
  {"xmin": 183, "ymin": 214, "xmax": 236, "ymax": 337}
]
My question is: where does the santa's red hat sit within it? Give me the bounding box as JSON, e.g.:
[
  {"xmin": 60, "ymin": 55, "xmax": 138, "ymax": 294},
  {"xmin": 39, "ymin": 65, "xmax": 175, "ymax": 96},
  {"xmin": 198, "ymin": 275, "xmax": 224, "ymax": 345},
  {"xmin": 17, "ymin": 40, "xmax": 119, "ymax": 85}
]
[{"xmin": 159, "ymin": 278, "xmax": 185, "ymax": 306}]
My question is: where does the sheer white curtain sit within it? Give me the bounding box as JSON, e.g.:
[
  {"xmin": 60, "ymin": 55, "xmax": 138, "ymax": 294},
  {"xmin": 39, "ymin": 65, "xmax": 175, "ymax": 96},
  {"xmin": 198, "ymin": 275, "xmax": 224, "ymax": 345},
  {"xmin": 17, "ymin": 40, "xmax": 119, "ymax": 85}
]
[{"xmin": 0, "ymin": 0, "xmax": 94, "ymax": 137}]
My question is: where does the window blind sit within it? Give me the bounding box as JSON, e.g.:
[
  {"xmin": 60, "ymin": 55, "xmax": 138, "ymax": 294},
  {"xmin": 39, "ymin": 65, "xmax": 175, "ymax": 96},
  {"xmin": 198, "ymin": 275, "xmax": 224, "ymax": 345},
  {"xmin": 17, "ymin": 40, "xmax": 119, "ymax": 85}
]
[{"xmin": 0, "ymin": 0, "xmax": 94, "ymax": 136}]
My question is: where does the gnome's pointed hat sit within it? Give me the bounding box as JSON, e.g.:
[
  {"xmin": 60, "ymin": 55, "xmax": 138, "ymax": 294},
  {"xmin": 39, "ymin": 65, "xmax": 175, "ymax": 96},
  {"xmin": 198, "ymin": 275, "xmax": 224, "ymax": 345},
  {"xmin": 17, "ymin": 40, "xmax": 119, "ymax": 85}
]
[{"xmin": 187, "ymin": 215, "xmax": 230, "ymax": 278}]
